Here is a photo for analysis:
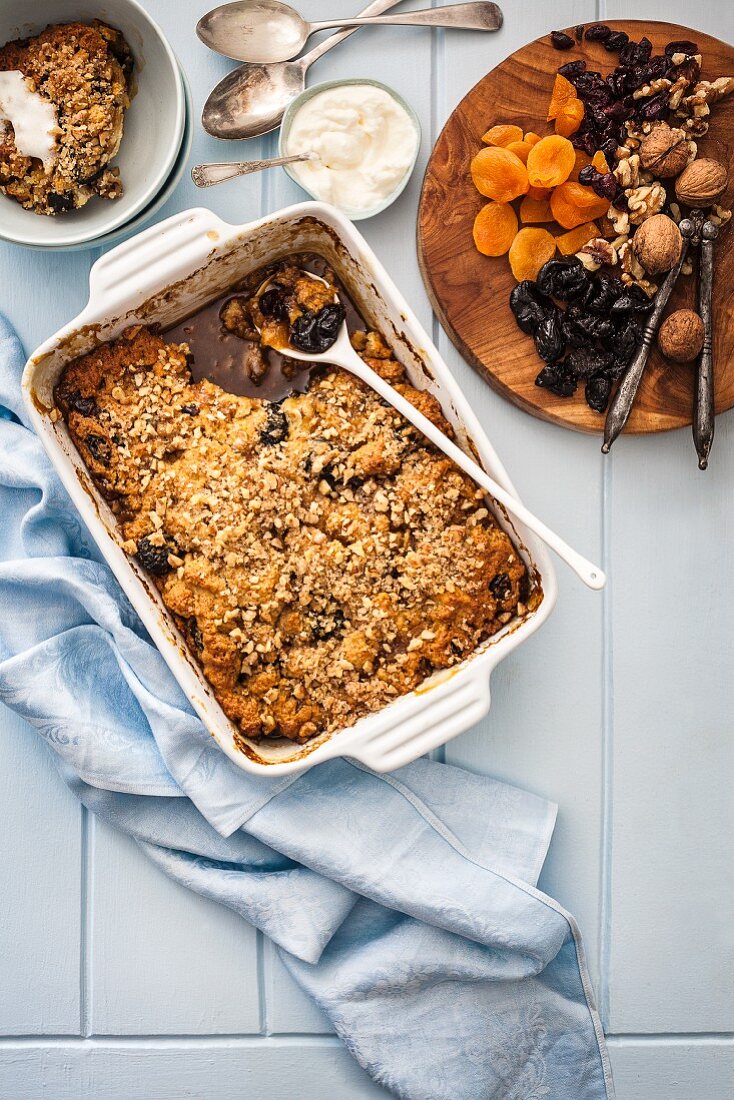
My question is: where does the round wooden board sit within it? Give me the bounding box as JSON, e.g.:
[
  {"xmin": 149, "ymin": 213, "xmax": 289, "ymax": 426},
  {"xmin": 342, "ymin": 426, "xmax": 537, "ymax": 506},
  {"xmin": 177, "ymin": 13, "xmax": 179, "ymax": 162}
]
[{"xmin": 418, "ymin": 21, "xmax": 734, "ymax": 434}]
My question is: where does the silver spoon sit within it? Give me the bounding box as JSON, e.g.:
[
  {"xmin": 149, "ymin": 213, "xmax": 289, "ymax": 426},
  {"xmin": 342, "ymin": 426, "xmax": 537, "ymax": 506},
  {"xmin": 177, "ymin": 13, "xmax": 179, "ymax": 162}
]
[
  {"xmin": 256, "ymin": 272, "xmax": 605, "ymax": 591},
  {"xmin": 197, "ymin": 0, "xmax": 502, "ymax": 65},
  {"xmin": 192, "ymin": 151, "xmax": 316, "ymax": 187},
  {"xmin": 202, "ymin": 0, "xmax": 407, "ymax": 139}
]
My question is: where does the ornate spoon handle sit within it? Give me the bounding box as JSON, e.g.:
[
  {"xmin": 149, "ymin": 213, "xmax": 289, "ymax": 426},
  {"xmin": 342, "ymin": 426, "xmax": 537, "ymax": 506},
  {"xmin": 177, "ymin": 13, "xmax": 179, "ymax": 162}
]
[
  {"xmin": 191, "ymin": 153, "xmax": 315, "ymax": 188},
  {"xmin": 693, "ymin": 220, "xmax": 718, "ymax": 470},
  {"xmin": 602, "ymin": 218, "xmax": 695, "ymax": 454}
]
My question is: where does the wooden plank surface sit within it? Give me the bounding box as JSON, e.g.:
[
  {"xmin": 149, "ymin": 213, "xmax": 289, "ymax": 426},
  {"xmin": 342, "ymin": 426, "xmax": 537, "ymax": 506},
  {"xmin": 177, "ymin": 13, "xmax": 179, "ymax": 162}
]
[{"xmin": 0, "ymin": 0, "xmax": 732, "ymax": 1097}]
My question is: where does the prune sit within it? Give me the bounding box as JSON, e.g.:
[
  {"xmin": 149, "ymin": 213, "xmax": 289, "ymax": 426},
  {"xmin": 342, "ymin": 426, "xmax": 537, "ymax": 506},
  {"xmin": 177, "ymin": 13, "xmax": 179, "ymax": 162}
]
[
  {"xmin": 312, "ymin": 607, "xmax": 345, "ymax": 640},
  {"xmin": 535, "ymin": 364, "xmax": 577, "ymax": 398},
  {"xmin": 611, "ymin": 286, "xmax": 654, "ymax": 314},
  {"xmin": 584, "ymin": 23, "xmax": 611, "ymax": 42},
  {"xmin": 187, "ymin": 617, "xmax": 203, "ymax": 652},
  {"xmin": 137, "ymin": 535, "xmax": 175, "ymax": 576},
  {"xmin": 66, "ymin": 390, "xmax": 98, "ymax": 417},
  {"xmin": 181, "ymin": 403, "xmax": 199, "ymax": 416},
  {"xmin": 566, "ymin": 348, "xmax": 614, "ymax": 379},
  {"xmin": 611, "ymin": 317, "xmax": 639, "ymax": 361},
  {"xmin": 536, "ymin": 257, "xmax": 589, "ymax": 301},
  {"xmin": 85, "ymin": 433, "xmax": 112, "ymax": 466},
  {"xmin": 489, "ymin": 572, "xmax": 512, "ymax": 601},
  {"xmin": 564, "ymin": 307, "xmax": 614, "ymax": 343},
  {"xmin": 583, "ymin": 272, "xmax": 624, "ymax": 314},
  {"xmin": 290, "ymin": 303, "xmax": 345, "ymax": 354},
  {"xmin": 259, "ymin": 285, "xmax": 289, "ymax": 321},
  {"xmin": 665, "ymin": 40, "xmax": 698, "ymax": 57},
  {"xmin": 550, "ymin": 30, "xmax": 574, "ymax": 50},
  {"xmin": 604, "ymin": 31, "xmax": 629, "ymax": 52},
  {"xmin": 558, "ymin": 59, "xmax": 587, "ymax": 77},
  {"xmin": 585, "ymin": 375, "xmax": 612, "ymax": 412},
  {"xmin": 260, "ymin": 404, "xmax": 289, "ymax": 445},
  {"xmin": 48, "ymin": 192, "xmax": 75, "ymax": 213},
  {"xmin": 509, "ymin": 281, "xmax": 552, "ymax": 334},
  {"xmin": 535, "ymin": 313, "xmax": 565, "ymax": 362}
]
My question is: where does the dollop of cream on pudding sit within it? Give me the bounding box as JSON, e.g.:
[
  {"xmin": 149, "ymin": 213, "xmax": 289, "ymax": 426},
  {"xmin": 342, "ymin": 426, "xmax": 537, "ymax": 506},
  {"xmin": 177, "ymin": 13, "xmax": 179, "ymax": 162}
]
[
  {"xmin": 285, "ymin": 83, "xmax": 418, "ymax": 216},
  {"xmin": 0, "ymin": 70, "xmax": 57, "ymax": 168}
]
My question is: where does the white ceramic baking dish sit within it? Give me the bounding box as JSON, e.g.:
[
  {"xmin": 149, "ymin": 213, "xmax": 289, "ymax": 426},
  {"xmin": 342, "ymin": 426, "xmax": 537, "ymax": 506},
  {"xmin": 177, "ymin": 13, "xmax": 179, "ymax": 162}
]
[{"xmin": 23, "ymin": 202, "xmax": 556, "ymax": 776}]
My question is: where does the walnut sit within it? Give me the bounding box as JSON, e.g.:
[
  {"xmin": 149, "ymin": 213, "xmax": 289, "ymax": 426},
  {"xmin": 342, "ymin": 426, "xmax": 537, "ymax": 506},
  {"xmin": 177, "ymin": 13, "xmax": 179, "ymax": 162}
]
[
  {"xmin": 657, "ymin": 309, "xmax": 704, "ymax": 363},
  {"xmin": 679, "ymin": 76, "xmax": 734, "ymax": 119},
  {"xmin": 632, "ymin": 214, "xmax": 682, "ymax": 275},
  {"xmin": 626, "ymin": 181, "xmax": 666, "ymax": 224},
  {"xmin": 608, "ymin": 206, "xmax": 630, "ymax": 235},
  {"xmin": 709, "ymin": 204, "xmax": 732, "ymax": 227},
  {"xmin": 575, "ymin": 238, "xmax": 617, "ymax": 272},
  {"xmin": 675, "ymin": 158, "xmax": 728, "ymax": 207},
  {"xmin": 639, "ymin": 123, "xmax": 692, "ymax": 178},
  {"xmin": 614, "ymin": 152, "xmax": 640, "ymax": 189},
  {"xmin": 632, "ymin": 77, "xmax": 671, "ymax": 101}
]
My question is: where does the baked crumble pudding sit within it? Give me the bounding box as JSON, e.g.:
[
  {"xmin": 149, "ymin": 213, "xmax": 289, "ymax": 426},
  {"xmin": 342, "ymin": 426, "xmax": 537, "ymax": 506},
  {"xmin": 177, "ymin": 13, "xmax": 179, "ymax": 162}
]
[
  {"xmin": 55, "ymin": 264, "xmax": 538, "ymax": 746},
  {"xmin": 0, "ymin": 21, "xmax": 133, "ymax": 215}
]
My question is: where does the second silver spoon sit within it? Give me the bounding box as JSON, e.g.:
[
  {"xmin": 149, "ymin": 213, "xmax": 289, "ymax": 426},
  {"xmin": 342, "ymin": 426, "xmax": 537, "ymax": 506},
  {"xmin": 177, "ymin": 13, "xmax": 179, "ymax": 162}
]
[
  {"xmin": 192, "ymin": 151, "xmax": 316, "ymax": 188},
  {"xmin": 197, "ymin": 0, "xmax": 502, "ymax": 64}
]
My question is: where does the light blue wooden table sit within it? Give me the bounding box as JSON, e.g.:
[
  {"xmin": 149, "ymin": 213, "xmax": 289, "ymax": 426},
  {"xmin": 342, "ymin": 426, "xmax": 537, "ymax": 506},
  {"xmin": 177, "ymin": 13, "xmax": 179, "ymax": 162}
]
[{"xmin": 1, "ymin": 1, "xmax": 733, "ymax": 1096}]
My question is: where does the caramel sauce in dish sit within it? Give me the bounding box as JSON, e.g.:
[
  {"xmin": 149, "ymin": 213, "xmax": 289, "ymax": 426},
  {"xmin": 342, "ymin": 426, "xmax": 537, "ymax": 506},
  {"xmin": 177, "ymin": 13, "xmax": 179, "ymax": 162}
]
[{"xmin": 164, "ymin": 256, "xmax": 362, "ymax": 401}]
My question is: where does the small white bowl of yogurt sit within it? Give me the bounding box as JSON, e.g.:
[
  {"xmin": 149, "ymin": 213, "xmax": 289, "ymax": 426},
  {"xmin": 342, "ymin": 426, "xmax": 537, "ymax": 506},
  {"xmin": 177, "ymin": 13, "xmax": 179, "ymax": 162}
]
[{"xmin": 279, "ymin": 79, "xmax": 421, "ymax": 221}]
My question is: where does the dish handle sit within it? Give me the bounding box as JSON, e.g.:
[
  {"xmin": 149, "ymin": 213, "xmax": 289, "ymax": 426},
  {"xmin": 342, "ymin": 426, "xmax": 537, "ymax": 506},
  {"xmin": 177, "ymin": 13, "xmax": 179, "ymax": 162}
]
[
  {"xmin": 87, "ymin": 208, "xmax": 234, "ymax": 311},
  {"xmin": 342, "ymin": 671, "xmax": 492, "ymax": 773}
]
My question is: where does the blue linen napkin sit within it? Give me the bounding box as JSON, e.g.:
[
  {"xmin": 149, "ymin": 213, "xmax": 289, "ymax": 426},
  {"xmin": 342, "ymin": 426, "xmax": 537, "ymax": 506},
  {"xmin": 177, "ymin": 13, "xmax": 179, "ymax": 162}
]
[{"xmin": 0, "ymin": 314, "xmax": 613, "ymax": 1099}]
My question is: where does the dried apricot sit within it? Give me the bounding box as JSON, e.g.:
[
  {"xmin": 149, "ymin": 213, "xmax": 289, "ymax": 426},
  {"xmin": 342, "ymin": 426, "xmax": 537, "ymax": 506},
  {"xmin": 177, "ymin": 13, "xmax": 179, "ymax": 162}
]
[
  {"xmin": 547, "ymin": 74, "xmax": 578, "ymax": 120},
  {"xmin": 554, "ymin": 99, "xmax": 585, "ymax": 137},
  {"xmin": 481, "ymin": 124, "xmax": 524, "ymax": 147},
  {"xmin": 527, "ymin": 185, "xmax": 551, "ymax": 201},
  {"xmin": 556, "ymin": 221, "xmax": 600, "ymax": 255},
  {"xmin": 470, "ymin": 146, "xmax": 530, "ymax": 202},
  {"xmin": 506, "ymin": 140, "xmax": 532, "ymax": 164},
  {"xmin": 592, "ymin": 150, "xmax": 610, "ymax": 173},
  {"xmin": 519, "ymin": 194, "xmax": 554, "ymax": 223},
  {"xmin": 524, "ymin": 131, "xmax": 542, "ymax": 147},
  {"xmin": 472, "ymin": 202, "xmax": 518, "ymax": 256},
  {"xmin": 551, "ymin": 182, "xmax": 610, "ymax": 228},
  {"xmin": 508, "ymin": 227, "xmax": 557, "ymax": 281},
  {"xmin": 526, "ymin": 135, "xmax": 576, "ymax": 188},
  {"xmin": 572, "ymin": 150, "xmax": 592, "ymax": 179}
]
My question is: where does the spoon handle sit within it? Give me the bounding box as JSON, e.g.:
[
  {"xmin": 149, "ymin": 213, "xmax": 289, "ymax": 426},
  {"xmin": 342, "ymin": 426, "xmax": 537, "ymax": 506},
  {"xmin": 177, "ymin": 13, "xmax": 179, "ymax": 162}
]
[
  {"xmin": 693, "ymin": 220, "xmax": 718, "ymax": 470},
  {"xmin": 191, "ymin": 154, "xmax": 313, "ymax": 188},
  {"xmin": 301, "ymin": 0, "xmax": 404, "ymax": 66},
  {"xmin": 310, "ymin": 2, "xmax": 502, "ymax": 33}
]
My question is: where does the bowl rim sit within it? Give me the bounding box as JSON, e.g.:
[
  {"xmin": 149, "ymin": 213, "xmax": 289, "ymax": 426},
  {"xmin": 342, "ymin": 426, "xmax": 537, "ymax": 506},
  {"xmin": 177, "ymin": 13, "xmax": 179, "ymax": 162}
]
[
  {"xmin": 0, "ymin": 0, "xmax": 185, "ymax": 249},
  {"xmin": 278, "ymin": 77, "xmax": 422, "ymax": 221}
]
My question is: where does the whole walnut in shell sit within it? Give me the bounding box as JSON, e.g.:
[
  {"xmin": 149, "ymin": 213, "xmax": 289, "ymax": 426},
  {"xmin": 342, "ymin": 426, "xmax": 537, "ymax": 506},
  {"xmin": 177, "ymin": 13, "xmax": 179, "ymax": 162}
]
[
  {"xmin": 675, "ymin": 159, "xmax": 728, "ymax": 207},
  {"xmin": 639, "ymin": 123, "xmax": 691, "ymax": 178},
  {"xmin": 658, "ymin": 309, "xmax": 704, "ymax": 363},
  {"xmin": 632, "ymin": 214, "xmax": 682, "ymax": 275}
]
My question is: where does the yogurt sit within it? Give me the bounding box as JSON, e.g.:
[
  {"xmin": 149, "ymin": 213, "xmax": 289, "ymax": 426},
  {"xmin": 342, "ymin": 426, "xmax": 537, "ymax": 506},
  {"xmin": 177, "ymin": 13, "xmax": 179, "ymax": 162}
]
[
  {"xmin": 0, "ymin": 70, "xmax": 58, "ymax": 168},
  {"xmin": 284, "ymin": 83, "xmax": 419, "ymax": 216}
]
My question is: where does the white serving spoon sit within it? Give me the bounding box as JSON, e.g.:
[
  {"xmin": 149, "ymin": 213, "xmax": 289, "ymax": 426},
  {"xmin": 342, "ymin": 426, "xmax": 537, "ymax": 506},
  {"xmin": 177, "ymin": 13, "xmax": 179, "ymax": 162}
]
[{"xmin": 259, "ymin": 275, "xmax": 606, "ymax": 590}]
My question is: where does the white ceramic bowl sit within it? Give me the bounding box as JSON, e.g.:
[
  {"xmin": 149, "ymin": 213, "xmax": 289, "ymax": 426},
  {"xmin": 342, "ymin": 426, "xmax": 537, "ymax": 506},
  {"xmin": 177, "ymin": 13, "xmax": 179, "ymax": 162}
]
[
  {"xmin": 0, "ymin": 0, "xmax": 185, "ymax": 249},
  {"xmin": 279, "ymin": 79, "xmax": 421, "ymax": 221}
]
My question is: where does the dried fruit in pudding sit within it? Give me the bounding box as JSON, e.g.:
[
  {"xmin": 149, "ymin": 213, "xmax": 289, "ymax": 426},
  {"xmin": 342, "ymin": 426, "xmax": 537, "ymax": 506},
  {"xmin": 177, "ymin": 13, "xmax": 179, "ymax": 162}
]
[
  {"xmin": 470, "ymin": 146, "xmax": 530, "ymax": 202},
  {"xmin": 0, "ymin": 21, "xmax": 133, "ymax": 215},
  {"xmin": 473, "ymin": 202, "xmax": 518, "ymax": 255},
  {"xmin": 508, "ymin": 227, "xmax": 557, "ymax": 281}
]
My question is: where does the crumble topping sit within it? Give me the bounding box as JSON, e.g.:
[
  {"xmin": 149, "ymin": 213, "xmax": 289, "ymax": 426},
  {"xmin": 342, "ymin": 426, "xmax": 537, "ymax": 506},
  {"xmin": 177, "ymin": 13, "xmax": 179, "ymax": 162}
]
[
  {"xmin": 55, "ymin": 285, "xmax": 536, "ymax": 746},
  {"xmin": 0, "ymin": 21, "xmax": 132, "ymax": 215}
]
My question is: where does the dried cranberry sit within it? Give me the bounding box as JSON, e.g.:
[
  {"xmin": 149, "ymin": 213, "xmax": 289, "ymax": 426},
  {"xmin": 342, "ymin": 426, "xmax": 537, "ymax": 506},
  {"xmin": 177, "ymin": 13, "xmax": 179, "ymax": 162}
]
[
  {"xmin": 137, "ymin": 535, "xmax": 175, "ymax": 577},
  {"xmin": 600, "ymin": 136, "xmax": 619, "ymax": 162},
  {"xmin": 558, "ymin": 59, "xmax": 587, "ymax": 78},
  {"xmin": 584, "ymin": 24, "xmax": 611, "ymax": 42},
  {"xmin": 604, "ymin": 31, "xmax": 629, "ymax": 52},
  {"xmin": 578, "ymin": 165, "xmax": 598, "ymax": 186},
  {"xmin": 665, "ymin": 40, "xmax": 698, "ymax": 58},
  {"xmin": 86, "ymin": 433, "xmax": 112, "ymax": 466},
  {"xmin": 259, "ymin": 285, "xmax": 289, "ymax": 321},
  {"xmin": 592, "ymin": 171, "xmax": 622, "ymax": 200},
  {"xmin": 260, "ymin": 404, "xmax": 289, "ymax": 445},
  {"xmin": 574, "ymin": 24, "xmax": 584, "ymax": 42},
  {"xmin": 550, "ymin": 30, "xmax": 574, "ymax": 50},
  {"xmin": 585, "ymin": 375, "xmax": 612, "ymax": 412},
  {"xmin": 489, "ymin": 572, "xmax": 512, "ymax": 602},
  {"xmin": 637, "ymin": 90, "xmax": 670, "ymax": 121},
  {"xmin": 619, "ymin": 38, "xmax": 652, "ymax": 67},
  {"xmin": 573, "ymin": 129, "xmax": 599, "ymax": 156}
]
